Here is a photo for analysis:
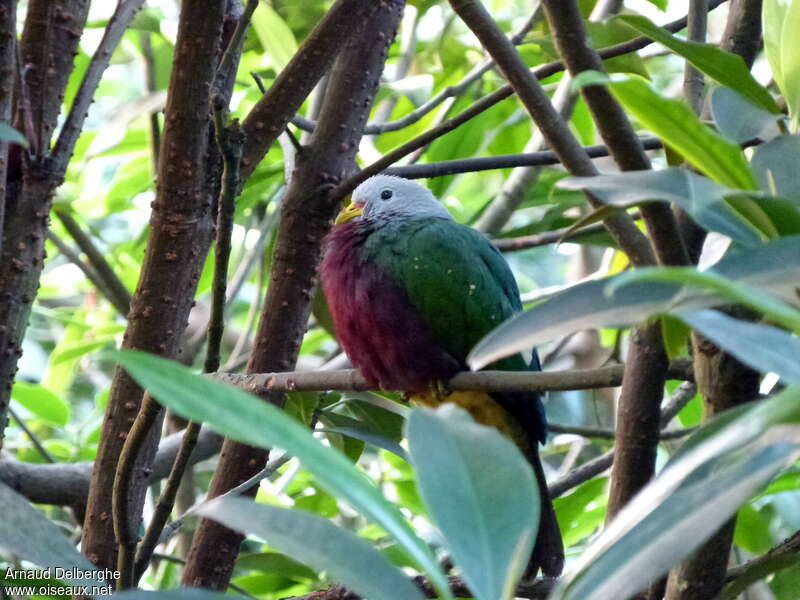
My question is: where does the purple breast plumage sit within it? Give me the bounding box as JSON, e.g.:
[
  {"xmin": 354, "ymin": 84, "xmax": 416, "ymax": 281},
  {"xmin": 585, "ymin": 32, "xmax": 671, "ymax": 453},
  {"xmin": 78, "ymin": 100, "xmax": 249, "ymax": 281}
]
[{"xmin": 320, "ymin": 221, "xmax": 460, "ymax": 392}]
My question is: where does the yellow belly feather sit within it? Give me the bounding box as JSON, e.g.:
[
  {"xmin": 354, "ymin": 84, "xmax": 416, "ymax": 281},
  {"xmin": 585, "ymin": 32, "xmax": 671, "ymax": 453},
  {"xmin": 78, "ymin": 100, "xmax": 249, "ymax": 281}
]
[{"xmin": 411, "ymin": 390, "xmax": 531, "ymax": 453}]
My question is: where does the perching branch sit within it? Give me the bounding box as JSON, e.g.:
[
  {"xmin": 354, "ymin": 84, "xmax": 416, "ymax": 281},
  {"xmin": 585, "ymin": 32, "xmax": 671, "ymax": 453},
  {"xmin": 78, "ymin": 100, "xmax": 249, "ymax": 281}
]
[
  {"xmin": 0, "ymin": 375, "xmax": 696, "ymax": 510},
  {"xmin": 217, "ymin": 359, "xmax": 692, "ymax": 395}
]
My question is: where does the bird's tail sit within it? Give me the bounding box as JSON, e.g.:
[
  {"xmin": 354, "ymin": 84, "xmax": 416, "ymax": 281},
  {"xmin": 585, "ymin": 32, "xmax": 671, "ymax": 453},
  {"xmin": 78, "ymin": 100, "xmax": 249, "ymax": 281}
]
[{"xmin": 526, "ymin": 444, "xmax": 564, "ymax": 578}]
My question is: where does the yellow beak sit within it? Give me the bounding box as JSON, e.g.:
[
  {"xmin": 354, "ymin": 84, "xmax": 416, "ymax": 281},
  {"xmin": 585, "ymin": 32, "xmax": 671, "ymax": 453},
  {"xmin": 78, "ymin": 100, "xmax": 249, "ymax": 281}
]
[{"xmin": 335, "ymin": 201, "xmax": 363, "ymax": 224}]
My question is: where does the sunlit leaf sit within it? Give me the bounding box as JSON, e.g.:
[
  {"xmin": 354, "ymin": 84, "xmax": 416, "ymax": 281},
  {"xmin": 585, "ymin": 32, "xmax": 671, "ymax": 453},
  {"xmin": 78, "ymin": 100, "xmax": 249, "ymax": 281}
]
[
  {"xmin": 11, "ymin": 382, "xmax": 70, "ymax": 426},
  {"xmin": 251, "ymin": 3, "xmax": 298, "ymax": 72},
  {"xmin": 615, "ymin": 15, "xmax": 778, "ymax": 113},
  {"xmin": 607, "ymin": 77, "xmax": 756, "ymax": 189}
]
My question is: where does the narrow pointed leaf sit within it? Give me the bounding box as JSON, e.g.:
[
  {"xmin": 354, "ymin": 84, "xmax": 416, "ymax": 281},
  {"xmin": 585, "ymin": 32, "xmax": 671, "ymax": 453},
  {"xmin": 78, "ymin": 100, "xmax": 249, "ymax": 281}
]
[
  {"xmin": 469, "ymin": 237, "xmax": 800, "ymax": 369},
  {"xmin": 111, "ymin": 350, "xmax": 453, "ymax": 600},
  {"xmin": 751, "ymin": 135, "xmax": 800, "ymax": 204},
  {"xmin": 198, "ymin": 498, "xmax": 425, "ymax": 600},
  {"xmin": 552, "ymin": 387, "xmax": 800, "ymax": 600},
  {"xmin": 559, "ymin": 168, "xmax": 764, "ymax": 245},
  {"xmin": 607, "ymin": 77, "xmax": 756, "ymax": 189},
  {"xmin": 680, "ymin": 310, "xmax": 800, "ymax": 382},
  {"xmin": 406, "ymin": 405, "xmax": 539, "ymax": 600},
  {"xmin": 0, "ymin": 482, "xmax": 104, "ymax": 587},
  {"xmin": 615, "ymin": 15, "xmax": 778, "ymax": 113},
  {"xmin": 710, "ymin": 87, "xmax": 783, "ymax": 144}
]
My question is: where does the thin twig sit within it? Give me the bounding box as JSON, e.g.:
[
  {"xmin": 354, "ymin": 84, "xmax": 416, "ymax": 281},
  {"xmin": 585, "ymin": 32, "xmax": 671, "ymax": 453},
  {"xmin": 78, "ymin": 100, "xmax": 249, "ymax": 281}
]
[
  {"xmin": 549, "ymin": 422, "xmax": 696, "ymax": 440},
  {"xmin": 684, "ymin": 0, "xmax": 709, "ymax": 114},
  {"xmin": 54, "ymin": 210, "xmax": 132, "ymax": 315},
  {"xmin": 7, "ymin": 405, "xmax": 56, "ymax": 463},
  {"xmin": 292, "ymin": 3, "xmax": 544, "ymax": 137},
  {"xmin": 45, "ymin": 231, "xmax": 111, "ymax": 305},
  {"xmin": 51, "ymin": 0, "xmax": 146, "ymax": 172},
  {"xmin": 385, "ymin": 137, "xmax": 664, "ymax": 179},
  {"xmin": 720, "ymin": 530, "xmax": 800, "ymax": 599},
  {"xmin": 139, "ymin": 31, "xmax": 161, "ymax": 172},
  {"xmin": 156, "ymin": 450, "xmax": 294, "ymax": 549},
  {"xmin": 330, "ymin": 0, "xmax": 728, "ymax": 205}
]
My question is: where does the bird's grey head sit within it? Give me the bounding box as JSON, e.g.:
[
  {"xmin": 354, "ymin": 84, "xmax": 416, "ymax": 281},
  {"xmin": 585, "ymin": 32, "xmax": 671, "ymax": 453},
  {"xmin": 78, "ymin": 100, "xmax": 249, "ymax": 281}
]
[{"xmin": 337, "ymin": 175, "xmax": 453, "ymax": 224}]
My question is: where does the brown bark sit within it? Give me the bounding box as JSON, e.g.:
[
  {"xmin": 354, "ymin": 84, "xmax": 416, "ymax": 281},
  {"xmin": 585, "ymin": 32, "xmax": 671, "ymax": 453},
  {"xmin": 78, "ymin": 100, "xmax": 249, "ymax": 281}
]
[
  {"xmin": 664, "ymin": 4, "xmax": 765, "ymax": 596},
  {"xmin": 606, "ymin": 322, "xmax": 669, "ymax": 517},
  {"xmin": 0, "ymin": 0, "xmax": 90, "ymax": 447},
  {"xmin": 721, "ymin": 0, "xmax": 762, "ymax": 68},
  {"xmin": 181, "ymin": 0, "xmax": 406, "ymax": 588},
  {"xmin": 239, "ymin": 0, "xmax": 378, "ymax": 181},
  {"xmin": 81, "ymin": 0, "xmax": 227, "ymax": 571},
  {"xmin": 664, "ymin": 325, "xmax": 761, "ymax": 599},
  {"xmin": 0, "ymin": 0, "xmax": 15, "ymax": 253},
  {"xmin": 540, "ymin": 0, "xmax": 689, "ymax": 268}
]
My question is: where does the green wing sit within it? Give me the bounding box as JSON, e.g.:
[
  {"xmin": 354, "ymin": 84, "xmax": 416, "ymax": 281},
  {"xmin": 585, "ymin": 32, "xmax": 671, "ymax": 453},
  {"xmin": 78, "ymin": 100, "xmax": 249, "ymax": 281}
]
[{"xmin": 365, "ymin": 218, "xmax": 527, "ymax": 371}]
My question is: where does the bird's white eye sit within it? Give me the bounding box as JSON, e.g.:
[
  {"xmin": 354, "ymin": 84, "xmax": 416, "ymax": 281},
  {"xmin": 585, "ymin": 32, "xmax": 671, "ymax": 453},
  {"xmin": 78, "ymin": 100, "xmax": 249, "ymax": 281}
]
[{"xmin": 380, "ymin": 189, "xmax": 393, "ymax": 200}]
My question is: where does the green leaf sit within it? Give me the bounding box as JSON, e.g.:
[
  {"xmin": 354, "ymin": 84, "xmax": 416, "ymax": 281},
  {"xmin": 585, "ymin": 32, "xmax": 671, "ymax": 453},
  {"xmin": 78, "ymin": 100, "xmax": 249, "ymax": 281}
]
[
  {"xmin": 615, "ymin": 15, "xmax": 778, "ymax": 113},
  {"xmin": 734, "ymin": 504, "xmax": 773, "ymax": 554},
  {"xmin": 237, "ymin": 552, "xmax": 317, "ymax": 580},
  {"xmin": 780, "ymin": 1, "xmax": 800, "ymax": 127},
  {"xmin": 0, "ymin": 482, "xmax": 104, "ymax": 587},
  {"xmin": 710, "ymin": 87, "xmax": 784, "ymax": 144},
  {"xmin": 585, "ymin": 22, "xmax": 648, "ymax": 79},
  {"xmin": 607, "ymin": 77, "xmax": 756, "ymax": 189},
  {"xmin": 680, "ymin": 310, "xmax": 800, "ymax": 382},
  {"xmin": 319, "ymin": 417, "xmax": 409, "ymax": 460},
  {"xmin": 763, "ymin": 0, "xmax": 786, "ymax": 90},
  {"xmin": 199, "ymin": 498, "xmax": 425, "ymax": 600},
  {"xmin": 468, "ymin": 236, "xmax": 800, "ymax": 369},
  {"xmin": 406, "ymin": 405, "xmax": 538, "ymax": 600},
  {"xmin": 552, "ymin": 387, "xmax": 800, "ymax": 600},
  {"xmin": 609, "ymin": 268, "xmax": 800, "ymax": 333},
  {"xmin": 0, "ymin": 122, "xmax": 29, "ymax": 147},
  {"xmin": 11, "ymin": 382, "xmax": 70, "ymax": 426},
  {"xmin": 251, "ymin": 4, "xmax": 298, "ymax": 72},
  {"xmin": 111, "ymin": 350, "xmax": 453, "ymax": 600},
  {"xmin": 751, "ymin": 135, "xmax": 800, "ymax": 204},
  {"xmin": 558, "ymin": 168, "xmax": 765, "ymax": 244}
]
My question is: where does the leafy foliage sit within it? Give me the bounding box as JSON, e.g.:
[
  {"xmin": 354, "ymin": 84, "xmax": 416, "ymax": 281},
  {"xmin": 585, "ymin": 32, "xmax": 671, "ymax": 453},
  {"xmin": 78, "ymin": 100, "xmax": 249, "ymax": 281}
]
[{"xmin": 3, "ymin": 1, "xmax": 800, "ymax": 599}]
